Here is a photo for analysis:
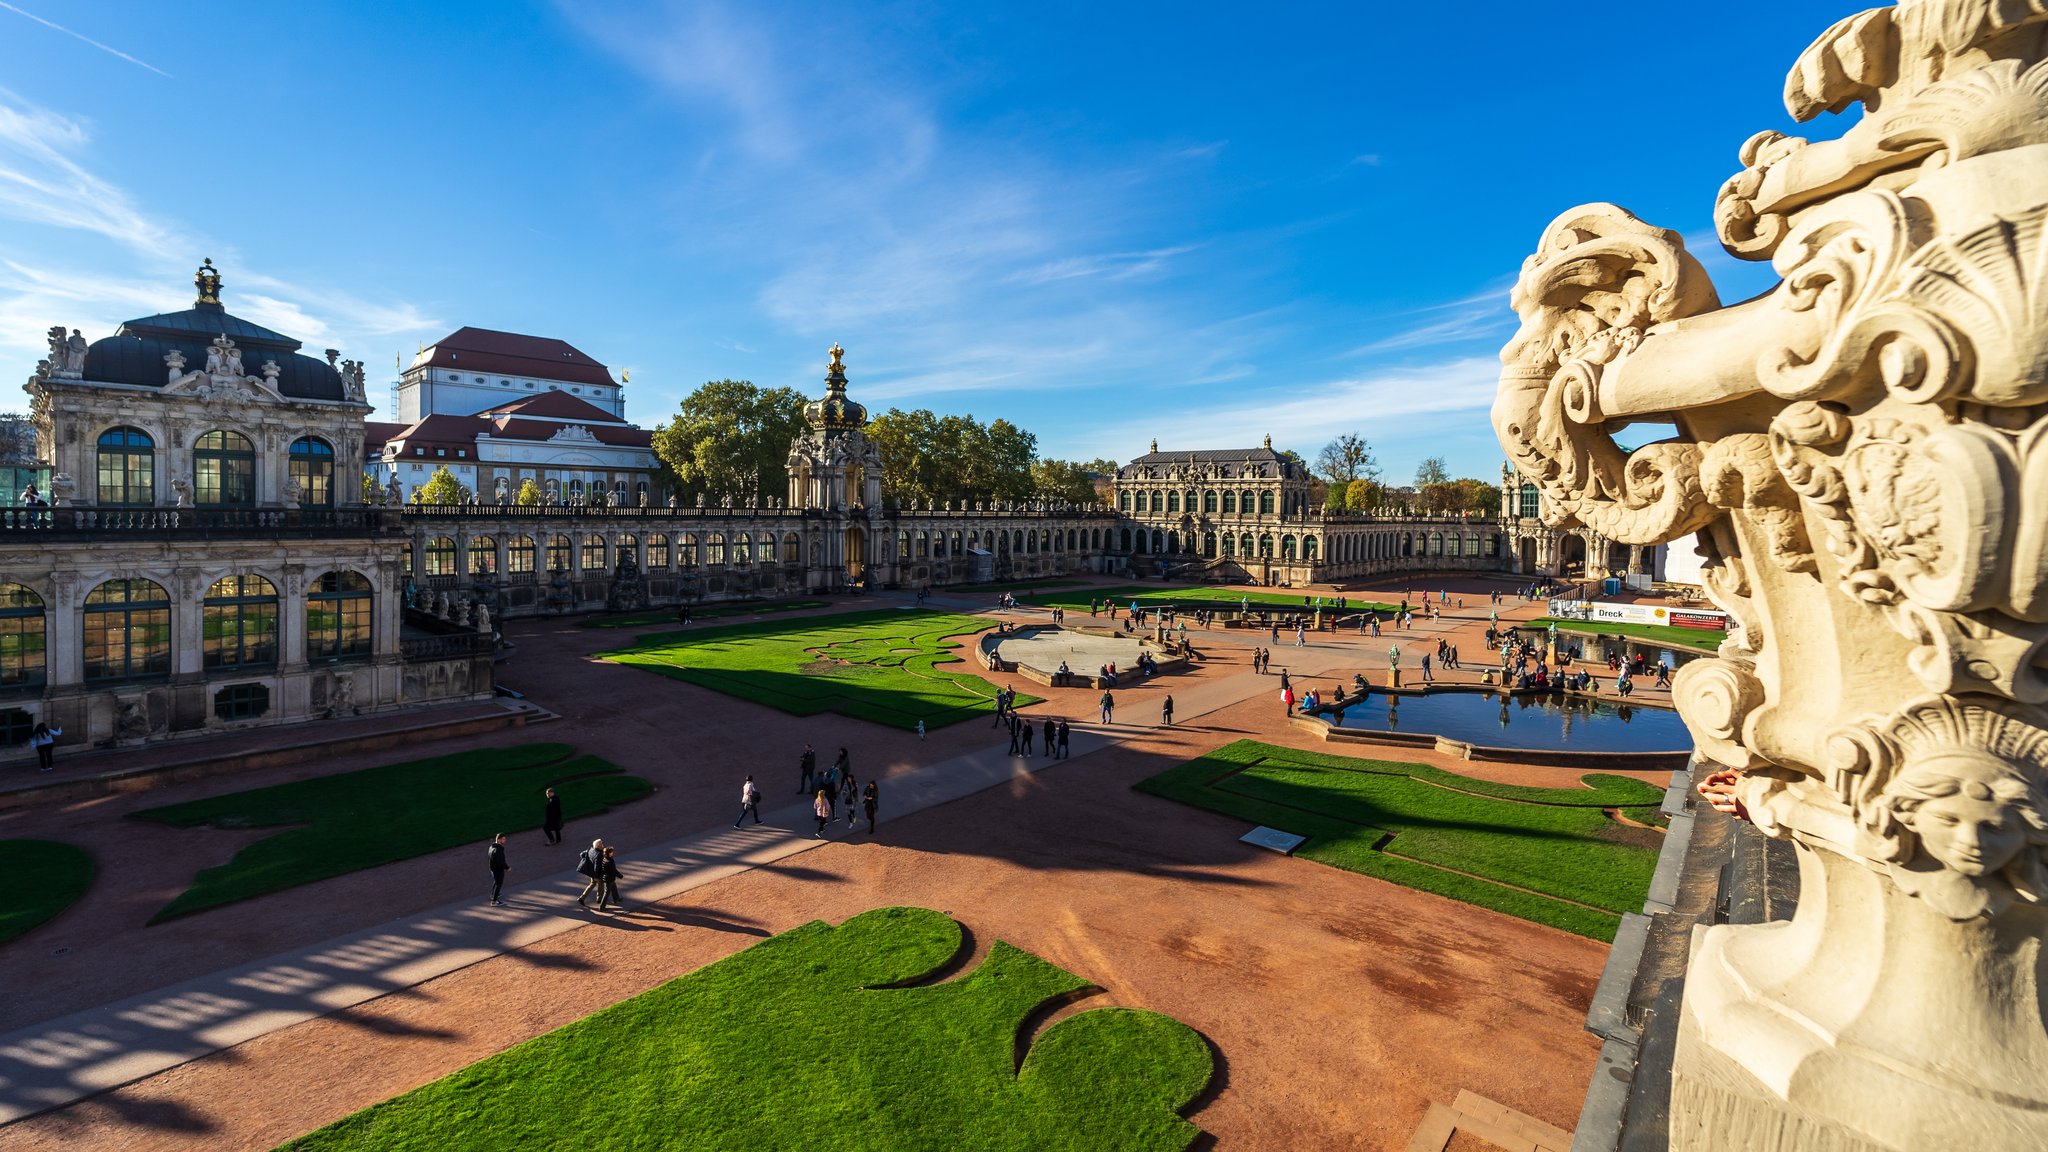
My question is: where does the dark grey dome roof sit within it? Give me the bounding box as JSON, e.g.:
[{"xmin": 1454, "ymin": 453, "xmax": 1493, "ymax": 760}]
[{"xmin": 79, "ymin": 264, "xmax": 348, "ymax": 401}]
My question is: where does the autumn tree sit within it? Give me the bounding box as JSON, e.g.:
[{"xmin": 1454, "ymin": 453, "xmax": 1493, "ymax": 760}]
[
  {"xmin": 417, "ymin": 466, "xmax": 471, "ymax": 505},
  {"xmin": 515, "ymin": 478, "xmax": 542, "ymax": 506}
]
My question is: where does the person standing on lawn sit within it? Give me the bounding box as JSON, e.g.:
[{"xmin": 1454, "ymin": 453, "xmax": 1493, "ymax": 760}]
[
  {"xmin": 576, "ymin": 838, "xmax": 606, "ymax": 908},
  {"xmin": 799, "ymin": 744, "xmax": 816, "ymax": 795},
  {"xmin": 863, "ymin": 779, "xmax": 878, "ymax": 832},
  {"xmin": 487, "ymin": 833, "xmax": 509, "ymax": 906},
  {"xmin": 542, "ymin": 787, "xmax": 563, "ymax": 845},
  {"xmin": 599, "ymin": 846, "xmax": 622, "ymax": 909},
  {"xmin": 734, "ymin": 775, "xmax": 762, "ymax": 828},
  {"xmin": 812, "ymin": 789, "xmax": 832, "ymax": 838},
  {"xmin": 1099, "ymin": 690, "xmax": 1115, "ymax": 724},
  {"xmin": 1057, "ymin": 719, "xmax": 1071, "ymax": 758},
  {"xmin": 1161, "ymin": 695, "xmax": 1175, "ymax": 726}
]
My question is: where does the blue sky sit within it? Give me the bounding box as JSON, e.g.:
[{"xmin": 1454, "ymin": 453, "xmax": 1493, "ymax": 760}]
[{"xmin": 0, "ymin": 1, "xmax": 1861, "ymax": 482}]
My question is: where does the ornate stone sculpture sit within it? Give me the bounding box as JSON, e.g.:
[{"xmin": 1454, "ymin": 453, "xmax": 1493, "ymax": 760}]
[
  {"xmin": 204, "ymin": 334, "xmax": 243, "ymax": 379},
  {"xmin": 1493, "ymin": 6, "xmax": 2048, "ymax": 1147},
  {"xmin": 44, "ymin": 327, "xmax": 87, "ymax": 377},
  {"xmin": 384, "ymin": 475, "xmax": 404, "ymax": 507},
  {"xmin": 281, "ymin": 477, "xmax": 303, "ymax": 507}
]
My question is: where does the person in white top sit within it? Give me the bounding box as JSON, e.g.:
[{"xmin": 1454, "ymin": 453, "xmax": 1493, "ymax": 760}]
[
  {"xmin": 733, "ymin": 775, "xmax": 762, "ymax": 828},
  {"xmin": 30, "ymin": 722, "xmax": 59, "ymax": 772}
]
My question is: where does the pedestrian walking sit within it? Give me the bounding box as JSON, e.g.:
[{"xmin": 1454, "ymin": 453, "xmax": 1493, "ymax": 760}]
[
  {"xmin": 831, "ymin": 748, "xmax": 851, "ymax": 807},
  {"xmin": 734, "ymin": 775, "xmax": 762, "ymax": 828},
  {"xmin": 1042, "ymin": 716, "xmax": 1056, "ymax": 757},
  {"xmin": 799, "ymin": 743, "xmax": 816, "ymax": 794},
  {"xmin": 576, "ymin": 838, "xmax": 606, "ymax": 908},
  {"xmin": 1421, "ymin": 653, "xmax": 1433, "ymax": 682},
  {"xmin": 542, "ymin": 787, "xmax": 563, "ymax": 845},
  {"xmin": 813, "ymin": 789, "xmax": 832, "ymax": 838},
  {"xmin": 1100, "ymin": 690, "xmax": 1115, "ymax": 724},
  {"xmin": 1021, "ymin": 721, "xmax": 1035, "ymax": 756},
  {"xmin": 600, "ymin": 847, "xmax": 622, "ymax": 909},
  {"xmin": 487, "ymin": 833, "xmax": 509, "ymax": 906},
  {"xmin": 1057, "ymin": 718, "xmax": 1071, "ymax": 758},
  {"xmin": 1295, "ymin": 624, "xmax": 1306, "ymax": 647},
  {"xmin": 29, "ymin": 722, "xmax": 59, "ymax": 772},
  {"xmin": 863, "ymin": 780, "xmax": 879, "ymax": 832},
  {"xmin": 916, "ymin": 719, "xmax": 925, "ymax": 741},
  {"xmin": 1161, "ymin": 695, "xmax": 1175, "ymax": 726},
  {"xmin": 1008, "ymin": 714, "xmax": 1023, "ymax": 755},
  {"xmin": 842, "ymin": 772, "xmax": 859, "ymax": 827}
]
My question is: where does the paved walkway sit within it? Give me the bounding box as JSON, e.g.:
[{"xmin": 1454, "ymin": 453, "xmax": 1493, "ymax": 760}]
[{"xmin": 0, "ymin": 651, "xmax": 1287, "ymax": 1125}]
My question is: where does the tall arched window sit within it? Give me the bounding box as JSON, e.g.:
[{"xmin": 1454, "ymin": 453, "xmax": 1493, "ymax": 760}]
[
  {"xmin": 1221, "ymin": 534, "xmax": 1235, "ymax": 558},
  {"xmin": 1118, "ymin": 492, "xmax": 1130, "ymax": 511},
  {"xmin": 1149, "ymin": 492, "xmax": 1163, "ymax": 513},
  {"xmin": 1203, "ymin": 491, "xmax": 1217, "ymax": 513},
  {"xmin": 582, "ymin": 534, "xmax": 607, "ymax": 571},
  {"xmin": 203, "ymin": 574, "xmax": 279, "ymax": 669},
  {"xmin": 679, "ymin": 533, "xmax": 699, "ymax": 567},
  {"xmin": 97, "ymin": 427, "xmax": 155, "ymax": 506},
  {"xmin": 1281, "ymin": 535, "xmax": 1297, "ymax": 560},
  {"xmin": 648, "ymin": 534, "xmax": 671, "ymax": 568},
  {"xmin": 195, "ymin": 430, "xmax": 256, "ymax": 506},
  {"xmin": 0, "ymin": 583, "xmax": 46, "ymax": 688},
  {"xmin": 1222, "ymin": 491, "xmax": 1237, "ymax": 514},
  {"xmin": 546, "ymin": 534, "xmax": 571, "ymax": 572},
  {"xmin": 706, "ymin": 533, "xmax": 726, "ymax": 566},
  {"xmin": 1519, "ymin": 482, "xmax": 1540, "ymax": 519},
  {"xmin": 1167, "ymin": 491, "xmax": 1181, "ymax": 513},
  {"xmin": 469, "ymin": 535, "xmax": 498, "ymax": 576},
  {"xmin": 1258, "ymin": 534, "xmax": 1273, "ymax": 557},
  {"xmin": 308, "ymin": 570, "xmax": 372, "ymax": 661},
  {"xmin": 290, "ymin": 437, "xmax": 335, "ymax": 507},
  {"xmin": 1240, "ymin": 489, "xmax": 1255, "ymax": 513},
  {"xmin": 1304, "ymin": 537, "xmax": 1319, "ymax": 561},
  {"xmin": 424, "ymin": 536, "xmax": 456, "ymax": 577},
  {"xmin": 508, "ymin": 535, "xmax": 537, "ymax": 576},
  {"xmin": 1259, "ymin": 491, "xmax": 1275, "ymax": 515},
  {"xmin": 616, "ymin": 534, "xmax": 640, "ymax": 566},
  {"xmin": 84, "ymin": 579, "xmax": 171, "ymax": 681},
  {"xmin": 783, "ymin": 533, "xmax": 800, "ymax": 564}
]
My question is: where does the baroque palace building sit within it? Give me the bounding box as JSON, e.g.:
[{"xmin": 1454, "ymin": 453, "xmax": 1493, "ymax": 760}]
[{"xmin": 10, "ymin": 261, "xmax": 1545, "ymax": 759}]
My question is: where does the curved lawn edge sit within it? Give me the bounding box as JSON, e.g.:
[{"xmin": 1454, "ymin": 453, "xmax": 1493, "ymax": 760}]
[{"xmin": 0, "ymin": 839, "xmax": 95, "ymax": 946}]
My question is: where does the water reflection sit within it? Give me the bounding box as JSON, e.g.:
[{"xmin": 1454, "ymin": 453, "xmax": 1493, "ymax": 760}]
[{"xmin": 1332, "ymin": 688, "xmax": 1692, "ymax": 753}]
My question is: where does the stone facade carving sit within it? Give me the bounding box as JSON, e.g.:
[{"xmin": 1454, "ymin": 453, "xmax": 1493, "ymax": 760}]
[{"xmin": 1494, "ymin": 6, "xmax": 2048, "ymax": 1147}]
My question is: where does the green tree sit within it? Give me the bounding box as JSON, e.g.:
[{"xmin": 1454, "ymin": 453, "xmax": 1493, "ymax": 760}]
[
  {"xmin": 1314, "ymin": 433, "xmax": 1377, "ymax": 487},
  {"xmin": 979, "ymin": 419, "xmax": 1038, "ymax": 501},
  {"xmin": 1345, "ymin": 477, "xmax": 1380, "ymax": 511},
  {"xmin": 418, "ymin": 466, "xmax": 470, "ymax": 505},
  {"xmin": 515, "ymin": 478, "xmax": 542, "ymax": 506},
  {"xmin": 651, "ymin": 380, "xmax": 808, "ymax": 504},
  {"xmin": 1321, "ymin": 481, "xmax": 1349, "ymax": 514},
  {"xmin": 1030, "ymin": 459, "xmax": 1100, "ymax": 504}
]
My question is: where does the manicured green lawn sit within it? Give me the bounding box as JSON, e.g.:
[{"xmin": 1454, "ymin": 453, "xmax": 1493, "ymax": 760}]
[
  {"xmin": 1137, "ymin": 740, "xmax": 1664, "ymax": 940},
  {"xmin": 131, "ymin": 744, "xmax": 652, "ymax": 924},
  {"xmin": 599, "ymin": 609, "xmax": 1034, "ymax": 730},
  {"xmin": 1532, "ymin": 617, "xmax": 1726, "ymax": 651},
  {"xmin": 278, "ymin": 906, "xmax": 1213, "ymax": 1152},
  {"xmin": 1023, "ymin": 585, "xmax": 1398, "ymax": 614},
  {"xmin": 580, "ymin": 599, "xmax": 830, "ymax": 629},
  {"xmin": 0, "ymin": 839, "xmax": 94, "ymax": 945}
]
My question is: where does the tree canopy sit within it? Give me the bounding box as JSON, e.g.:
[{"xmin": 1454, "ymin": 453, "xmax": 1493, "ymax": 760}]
[
  {"xmin": 650, "ymin": 380, "xmax": 808, "ymax": 504},
  {"xmin": 863, "ymin": 408, "xmax": 1038, "ymax": 505},
  {"xmin": 417, "ymin": 466, "xmax": 470, "ymax": 505},
  {"xmin": 1315, "ymin": 433, "xmax": 1378, "ymax": 487}
]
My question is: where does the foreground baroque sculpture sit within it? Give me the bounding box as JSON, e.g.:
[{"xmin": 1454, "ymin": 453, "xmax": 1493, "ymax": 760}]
[{"xmin": 1493, "ymin": 4, "xmax": 2048, "ymax": 1147}]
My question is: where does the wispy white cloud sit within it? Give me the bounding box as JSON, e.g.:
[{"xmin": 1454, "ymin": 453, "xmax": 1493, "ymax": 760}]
[
  {"xmin": 0, "ymin": 87, "xmax": 183, "ymax": 258},
  {"xmin": 0, "ymin": 2, "xmax": 172, "ymax": 78},
  {"xmin": 1346, "ymin": 288, "xmax": 1514, "ymax": 356}
]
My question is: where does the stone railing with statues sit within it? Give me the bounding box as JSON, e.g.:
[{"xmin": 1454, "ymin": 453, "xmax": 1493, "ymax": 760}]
[
  {"xmin": 0, "ymin": 504, "xmax": 399, "ymax": 537},
  {"xmin": 1493, "ymin": 5, "xmax": 2048, "ymax": 1148}
]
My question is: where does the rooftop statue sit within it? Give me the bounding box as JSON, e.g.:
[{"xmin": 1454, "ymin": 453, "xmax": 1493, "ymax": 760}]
[{"xmin": 1493, "ymin": 3, "xmax": 2048, "ymax": 1147}]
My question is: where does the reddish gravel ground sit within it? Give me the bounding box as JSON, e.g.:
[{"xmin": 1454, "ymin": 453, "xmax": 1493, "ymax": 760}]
[{"xmin": 0, "ymin": 573, "xmax": 1672, "ymax": 1151}]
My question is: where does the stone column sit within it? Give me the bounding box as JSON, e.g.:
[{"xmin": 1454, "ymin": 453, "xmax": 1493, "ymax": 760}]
[{"xmin": 1494, "ymin": 44, "xmax": 2048, "ymax": 1145}]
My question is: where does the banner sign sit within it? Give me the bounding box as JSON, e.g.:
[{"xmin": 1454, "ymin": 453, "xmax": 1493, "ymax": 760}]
[{"xmin": 1548, "ymin": 599, "xmax": 1727, "ymax": 631}]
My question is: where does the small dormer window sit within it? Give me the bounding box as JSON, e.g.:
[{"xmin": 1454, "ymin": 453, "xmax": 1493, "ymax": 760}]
[
  {"xmin": 414, "ymin": 447, "xmax": 424, "ymax": 456},
  {"xmin": 570, "ymin": 387, "xmax": 580, "ymax": 393},
  {"xmin": 457, "ymin": 450, "xmax": 466, "ymax": 458},
  {"xmin": 474, "ymin": 375, "xmax": 486, "ymax": 383},
  {"xmin": 525, "ymin": 382, "xmax": 535, "ymax": 389},
  {"xmin": 436, "ymin": 448, "xmax": 446, "ymax": 457}
]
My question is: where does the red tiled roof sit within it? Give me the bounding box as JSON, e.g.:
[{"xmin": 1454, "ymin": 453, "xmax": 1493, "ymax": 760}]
[
  {"xmin": 411, "ymin": 326, "xmax": 617, "ymax": 388},
  {"xmin": 485, "ymin": 418, "xmax": 653, "ymax": 448},
  {"xmin": 381, "ymin": 413, "xmax": 653, "ymax": 455},
  {"xmin": 363, "ymin": 421, "xmax": 409, "ymax": 450},
  {"xmin": 476, "ymin": 390, "xmax": 625, "ymax": 424}
]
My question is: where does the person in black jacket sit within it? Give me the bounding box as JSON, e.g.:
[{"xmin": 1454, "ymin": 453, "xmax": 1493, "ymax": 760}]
[
  {"xmin": 599, "ymin": 846, "xmax": 622, "ymax": 910},
  {"xmin": 542, "ymin": 787, "xmax": 563, "ymax": 845},
  {"xmin": 576, "ymin": 839, "xmax": 606, "ymax": 908},
  {"xmin": 487, "ymin": 833, "xmax": 509, "ymax": 906},
  {"xmin": 798, "ymin": 744, "xmax": 816, "ymax": 795}
]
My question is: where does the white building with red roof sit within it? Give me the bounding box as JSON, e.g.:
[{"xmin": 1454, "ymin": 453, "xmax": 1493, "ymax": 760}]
[{"xmin": 372, "ymin": 327, "xmax": 659, "ymax": 504}]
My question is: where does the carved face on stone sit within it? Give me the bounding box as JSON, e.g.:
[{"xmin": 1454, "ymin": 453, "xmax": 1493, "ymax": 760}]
[{"xmin": 1888, "ymin": 752, "xmax": 2043, "ymax": 877}]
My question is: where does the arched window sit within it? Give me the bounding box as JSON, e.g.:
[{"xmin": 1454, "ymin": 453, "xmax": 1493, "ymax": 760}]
[
  {"xmin": 1281, "ymin": 535, "xmax": 1297, "ymax": 560},
  {"xmin": 1151, "ymin": 530, "xmax": 1165, "ymax": 553},
  {"xmin": 1167, "ymin": 530, "xmax": 1181, "ymax": 554},
  {"xmin": 546, "ymin": 534, "xmax": 572, "ymax": 572},
  {"xmin": 679, "ymin": 534, "xmax": 699, "ymax": 567},
  {"xmin": 648, "ymin": 534, "xmax": 671, "ymax": 568},
  {"xmin": 616, "ymin": 534, "xmax": 640, "ymax": 566},
  {"xmin": 1240, "ymin": 489, "xmax": 1255, "ymax": 513},
  {"xmin": 784, "ymin": 533, "xmax": 800, "ymax": 564},
  {"xmin": 1304, "ymin": 536, "xmax": 1319, "ymax": 561},
  {"xmin": 195, "ymin": 430, "xmax": 255, "ymax": 506},
  {"xmin": 1202, "ymin": 531, "xmax": 1216, "ymax": 557},
  {"xmin": 916, "ymin": 532, "xmax": 929, "ymax": 559},
  {"xmin": 707, "ymin": 533, "xmax": 726, "ymax": 566},
  {"xmin": 1118, "ymin": 492, "xmax": 1130, "ymax": 511},
  {"xmin": 1119, "ymin": 528, "xmax": 1132, "ymax": 551},
  {"xmin": 1258, "ymin": 533, "xmax": 1273, "ymax": 557},
  {"xmin": 290, "ymin": 437, "xmax": 335, "ymax": 507},
  {"xmin": 97, "ymin": 427, "xmax": 155, "ymax": 506},
  {"xmin": 84, "ymin": 579, "xmax": 171, "ymax": 681},
  {"xmin": 1239, "ymin": 533, "xmax": 1254, "ymax": 556},
  {"xmin": 308, "ymin": 570, "xmax": 372, "ymax": 661},
  {"xmin": 1222, "ymin": 491, "xmax": 1237, "ymax": 514},
  {"xmin": 582, "ymin": 534, "xmax": 607, "ymax": 571},
  {"xmin": 1167, "ymin": 491, "xmax": 1181, "ymax": 513},
  {"xmin": 1149, "ymin": 492, "xmax": 1163, "ymax": 513},
  {"xmin": 568, "ymin": 478, "xmax": 585, "ymax": 500},
  {"xmin": 1203, "ymin": 491, "xmax": 1217, "ymax": 513},
  {"xmin": 424, "ymin": 536, "xmax": 456, "ymax": 577},
  {"xmin": 1430, "ymin": 532, "xmax": 1444, "ymax": 556},
  {"xmin": 1259, "ymin": 491, "xmax": 1275, "ymax": 515},
  {"xmin": 0, "ymin": 584, "xmax": 46, "ymax": 688},
  {"xmin": 508, "ymin": 535, "xmax": 537, "ymax": 576},
  {"xmin": 469, "ymin": 535, "xmax": 497, "ymax": 576},
  {"xmin": 1221, "ymin": 534, "xmax": 1235, "ymax": 558},
  {"xmin": 203, "ymin": 574, "xmax": 278, "ymax": 669}
]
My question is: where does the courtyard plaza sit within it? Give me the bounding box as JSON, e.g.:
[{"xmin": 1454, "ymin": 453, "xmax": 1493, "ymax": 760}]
[{"xmin": 0, "ymin": 572, "xmax": 1685, "ymax": 1151}]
